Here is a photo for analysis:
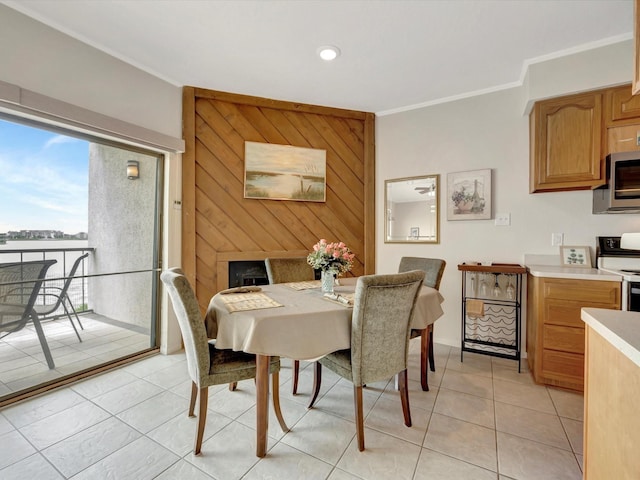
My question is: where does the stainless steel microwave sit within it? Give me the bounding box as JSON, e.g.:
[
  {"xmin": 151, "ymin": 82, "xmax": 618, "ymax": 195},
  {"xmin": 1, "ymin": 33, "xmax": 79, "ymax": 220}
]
[{"xmin": 593, "ymin": 151, "xmax": 640, "ymax": 214}]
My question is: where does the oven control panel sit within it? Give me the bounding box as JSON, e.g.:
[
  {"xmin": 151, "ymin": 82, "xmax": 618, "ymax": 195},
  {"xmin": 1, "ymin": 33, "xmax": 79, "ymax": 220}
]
[{"xmin": 597, "ymin": 236, "xmax": 640, "ymax": 257}]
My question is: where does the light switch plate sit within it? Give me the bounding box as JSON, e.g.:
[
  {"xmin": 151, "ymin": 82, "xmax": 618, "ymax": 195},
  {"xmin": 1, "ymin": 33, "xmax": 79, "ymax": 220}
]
[
  {"xmin": 552, "ymin": 233, "xmax": 564, "ymax": 246},
  {"xmin": 495, "ymin": 213, "xmax": 510, "ymax": 226}
]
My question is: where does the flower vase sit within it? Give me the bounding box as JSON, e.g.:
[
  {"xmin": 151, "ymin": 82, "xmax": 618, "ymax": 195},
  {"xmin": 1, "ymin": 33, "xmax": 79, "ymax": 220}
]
[{"xmin": 321, "ymin": 269, "xmax": 337, "ymax": 294}]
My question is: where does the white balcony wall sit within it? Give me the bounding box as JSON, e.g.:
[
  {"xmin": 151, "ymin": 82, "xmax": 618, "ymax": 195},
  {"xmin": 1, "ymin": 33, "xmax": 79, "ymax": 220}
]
[{"xmin": 88, "ymin": 144, "xmax": 158, "ymax": 331}]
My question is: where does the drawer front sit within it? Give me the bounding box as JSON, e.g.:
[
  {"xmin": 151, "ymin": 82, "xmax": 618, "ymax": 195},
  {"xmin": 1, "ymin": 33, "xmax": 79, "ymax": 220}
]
[
  {"xmin": 543, "ymin": 299, "xmax": 585, "ymax": 327},
  {"xmin": 543, "ymin": 325, "xmax": 584, "ymax": 354},
  {"xmin": 542, "ymin": 279, "xmax": 620, "ymax": 305},
  {"xmin": 542, "ymin": 349, "xmax": 584, "ymax": 381}
]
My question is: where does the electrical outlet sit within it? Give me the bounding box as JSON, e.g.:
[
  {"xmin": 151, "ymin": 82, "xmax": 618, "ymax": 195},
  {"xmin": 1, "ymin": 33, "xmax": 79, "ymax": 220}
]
[
  {"xmin": 552, "ymin": 233, "xmax": 564, "ymax": 246},
  {"xmin": 495, "ymin": 213, "xmax": 510, "ymax": 226}
]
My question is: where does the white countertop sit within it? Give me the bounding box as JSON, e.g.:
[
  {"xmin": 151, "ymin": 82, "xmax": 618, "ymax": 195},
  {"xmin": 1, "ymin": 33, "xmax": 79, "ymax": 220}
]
[
  {"xmin": 526, "ymin": 264, "xmax": 622, "ymax": 281},
  {"xmin": 581, "ymin": 308, "xmax": 640, "ymax": 368}
]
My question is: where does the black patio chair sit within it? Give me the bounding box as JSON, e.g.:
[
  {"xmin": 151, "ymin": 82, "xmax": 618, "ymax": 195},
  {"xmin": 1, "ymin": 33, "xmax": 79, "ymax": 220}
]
[
  {"xmin": 33, "ymin": 252, "xmax": 89, "ymax": 341},
  {"xmin": 0, "ymin": 259, "xmax": 58, "ymax": 369}
]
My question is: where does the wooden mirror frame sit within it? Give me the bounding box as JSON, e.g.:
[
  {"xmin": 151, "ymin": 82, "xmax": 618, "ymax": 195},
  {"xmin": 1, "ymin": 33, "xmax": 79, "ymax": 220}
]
[{"xmin": 384, "ymin": 174, "xmax": 440, "ymax": 244}]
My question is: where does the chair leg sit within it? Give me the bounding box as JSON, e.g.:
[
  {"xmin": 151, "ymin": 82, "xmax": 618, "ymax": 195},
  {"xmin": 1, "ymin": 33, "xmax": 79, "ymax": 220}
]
[
  {"xmin": 188, "ymin": 381, "xmax": 198, "ymax": 417},
  {"xmin": 229, "ymin": 382, "xmax": 238, "ymax": 391},
  {"xmin": 292, "ymin": 360, "xmax": 300, "ymax": 395},
  {"xmin": 271, "ymin": 371, "xmax": 289, "ymax": 432},
  {"xmin": 420, "ymin": 328, "xmax": 429, "ymax": 391},
  {"xmin": 354, "ymin": 385, "xmax": 365, "ymax": 451},
  {"xmin": 428, "ymin": 324, "xmax": 435, "ymax": 372},
  {"xmin": 194, "ymin": 386, "xmax": 208, "ymax": 455},
  {"xmin": 61, "ymin": 301, "xmax": 82, "ymax": 342},
  {"xmin": 63, "ymin": 294, "xmax": 84, "ymax": 330},
  {"xmin": 398, "ymin": 369, "xmax": 412, "ymax": 427},
  {"xmin": 307, "ymin": 361, "xmax": 322, "ymax": 409},
  {"xmin": 31, "ymin": 312, "xmax": 55, "ymax": 369}
]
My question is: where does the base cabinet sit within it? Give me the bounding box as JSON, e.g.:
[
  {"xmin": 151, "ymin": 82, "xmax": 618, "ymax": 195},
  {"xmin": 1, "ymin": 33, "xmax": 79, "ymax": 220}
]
[
  {"xmin": 526, "ymin": 276, "xmax": 620, "ymax": 391},
  {"xmin": 584, "ymin": 327, "xmax": 640, "ymax": 479}
]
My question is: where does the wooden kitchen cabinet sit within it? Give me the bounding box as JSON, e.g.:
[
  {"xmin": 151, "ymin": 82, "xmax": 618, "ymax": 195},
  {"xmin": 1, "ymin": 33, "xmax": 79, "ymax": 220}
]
[
  {"xmin": 526, "ymin": 276, "xmax": 620, "ymax": 391},
  {"xmin": 582, "ymin": 312, "xmax": 640, "ymax": 479},
  {"xmin": 529, "ymin": 90, "xmax": 606, "ymax": 193},
  {"xmin": 605, "ymin": 83, "xmax": 640, "ymax": 125},
  {"xmin": 605, "ymin": 84, "xmax": 640, "ymax": 153}
]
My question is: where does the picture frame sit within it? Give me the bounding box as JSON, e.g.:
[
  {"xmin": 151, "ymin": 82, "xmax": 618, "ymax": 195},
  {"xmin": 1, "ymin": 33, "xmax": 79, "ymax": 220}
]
[
  {"xmin": 244, "ymin": 141, "xmax": 326, "ymax": 202},
  {"xmin": 409, "ymin": 226, "xmax": 420, "ymax": 239},
  {"xmin": 560, "ymin": 245, "xmax": 592, "ymax": 268},
  {"xmin": 447, "ymin": 169, "xmax": 492, "ymax": 220}
]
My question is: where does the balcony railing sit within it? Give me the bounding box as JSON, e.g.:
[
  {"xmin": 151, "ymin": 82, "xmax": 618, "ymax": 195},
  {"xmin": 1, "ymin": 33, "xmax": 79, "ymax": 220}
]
[{"xmin": 0, "ymin": 247, "xmax": 94, "ymax": 319}]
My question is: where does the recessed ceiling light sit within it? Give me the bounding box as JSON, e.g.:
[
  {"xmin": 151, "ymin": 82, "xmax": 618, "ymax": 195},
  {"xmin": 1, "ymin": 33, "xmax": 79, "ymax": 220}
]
[{"xmin": 318, "ymin": 45, "xmax": 340, "ymax": 61}]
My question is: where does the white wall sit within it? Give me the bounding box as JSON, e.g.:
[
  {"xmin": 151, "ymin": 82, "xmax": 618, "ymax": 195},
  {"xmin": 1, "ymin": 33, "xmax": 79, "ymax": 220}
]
[
  {"xmin": 0, "ymin": 5, "xmax": 181, "ymax": 138},
  {"xmin": 88, "ymin": 144, "xmax": 158, "ymax": 330},
  {"xmin": 0, "ymin": 5, "xmax": 184, "ymax": 353},
  {"xmin": 376, "ymin": 41, "xmax": 640, "ymax": 349}
]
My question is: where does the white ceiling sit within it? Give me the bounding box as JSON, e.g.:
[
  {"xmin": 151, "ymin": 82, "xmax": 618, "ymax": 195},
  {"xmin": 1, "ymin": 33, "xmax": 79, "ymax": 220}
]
[{"xmin": 2, "ymin": 0, "xmax": 634, "ymax": 114}]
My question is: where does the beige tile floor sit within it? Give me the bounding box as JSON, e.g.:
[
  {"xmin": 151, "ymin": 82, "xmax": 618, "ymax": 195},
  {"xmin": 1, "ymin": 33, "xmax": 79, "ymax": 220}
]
[
  {"xmin": 0, "ymin": 342, "xmax": 584, "ymax": 480},
  {"xmin": 0, "ymin": 314, "xmax": 151, "ymax": 397}
]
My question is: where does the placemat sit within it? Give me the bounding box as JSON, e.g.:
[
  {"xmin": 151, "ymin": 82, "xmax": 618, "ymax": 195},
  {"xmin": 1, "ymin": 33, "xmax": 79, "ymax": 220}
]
[
  {"xmin": 286, "ymin": 280, "xmax": 321, "ymax": 290},
  {"xmin": 220, "ymin": 292, "xmax": 283, "ymax": 312}
]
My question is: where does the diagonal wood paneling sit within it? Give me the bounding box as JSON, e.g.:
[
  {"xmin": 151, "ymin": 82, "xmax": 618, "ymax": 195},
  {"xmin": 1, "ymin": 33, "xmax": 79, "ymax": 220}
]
[{"xmin": 183, "ymin": 88, "xmax": 375, "ymax": 313}]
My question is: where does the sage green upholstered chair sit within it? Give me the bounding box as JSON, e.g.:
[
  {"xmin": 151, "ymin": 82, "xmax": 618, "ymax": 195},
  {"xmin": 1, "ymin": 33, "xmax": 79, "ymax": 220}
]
[
  {"xmin": 307, "ymin": 270, "xmax": 425, "ymax": 451},
  {"xmin": 265, "ymin": 257, "xmax": 315, "ymax": 395},
  {"xmin": 161, "ymin": 267, "xmax": 287, "ymax": 455},
  {"xmin": 398, "ymin": 257, "xmax": 446, "ymax": 391}
]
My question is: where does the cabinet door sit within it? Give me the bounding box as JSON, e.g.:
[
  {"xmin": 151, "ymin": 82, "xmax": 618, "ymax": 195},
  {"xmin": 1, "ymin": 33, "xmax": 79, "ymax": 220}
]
[
  {"xmin": 606, "ymin": 84, "xmax": 640, "ymax": 125},
  {"xmin": 530, "ymin": 92, "xmax": 604, "ymax": 192},
  {"xmin": 608, "ymin": 124, "xmax": 640, "ymax": 153}
]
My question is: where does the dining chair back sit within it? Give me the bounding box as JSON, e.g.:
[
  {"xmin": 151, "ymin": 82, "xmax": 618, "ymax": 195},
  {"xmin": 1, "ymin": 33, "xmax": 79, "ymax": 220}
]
[
  {"xmin": 398, "ymin": 256, "xmax": 446, "ymax": 391},
  {"xmin": 265, "ymin": 257, "xmax": 315, "ymax": 285},
  {"xmin": 0, "ymin": 259, "xmax": 58, "ymax": 368},
  {"xmin": 307, "ymin": 270, "xmax": 425, "ymax": 451},
  {"xmin": 33, "ymin": 252, "xmax": 89, "ymax": 342},
  {"xmin": 398, "ymin": 257, "xmax": 446, "ymax": 289},
  {"xmin": 161, "ymin": 267, "xmax": 287, "ymax": 454},
  {"xmin": 264, "ymin": 256, "xmax": 315, "ymax": 395}
]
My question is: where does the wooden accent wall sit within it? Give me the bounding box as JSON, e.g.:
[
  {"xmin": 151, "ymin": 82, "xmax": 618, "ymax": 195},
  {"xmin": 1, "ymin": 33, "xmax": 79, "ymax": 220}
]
[{"xmin": 182, "ymin": 87, "xmax": 375, "ymax": 313}]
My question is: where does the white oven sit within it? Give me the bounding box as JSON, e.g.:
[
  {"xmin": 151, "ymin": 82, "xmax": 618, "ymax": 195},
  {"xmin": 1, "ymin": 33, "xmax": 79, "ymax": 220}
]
[{"xmin": 597, "ymin": 236, "xmax": 640, "ymax": 311}]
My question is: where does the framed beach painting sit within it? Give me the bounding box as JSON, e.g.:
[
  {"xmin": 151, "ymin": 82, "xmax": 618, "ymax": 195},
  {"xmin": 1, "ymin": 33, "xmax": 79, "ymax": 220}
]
[
  {"xmin": 447, "ymin": 169, "xmax": 492, "ymax": 220},
  {"xmin": 244, "ymin": 141, "xmax": 326, "ymax": 202}
]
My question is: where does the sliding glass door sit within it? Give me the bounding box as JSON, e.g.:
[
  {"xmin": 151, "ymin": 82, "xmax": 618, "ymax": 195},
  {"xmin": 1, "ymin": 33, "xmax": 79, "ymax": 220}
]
[{"xmin": 0, "ymin": 115, "xmax": 163, "ymax": 404}]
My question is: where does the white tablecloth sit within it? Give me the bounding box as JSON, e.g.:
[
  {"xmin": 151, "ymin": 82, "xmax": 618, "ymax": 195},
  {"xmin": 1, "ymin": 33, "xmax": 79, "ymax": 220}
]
[{"xmin": 205, "ymin": 277, "xmax": 444, "ymax": 360}]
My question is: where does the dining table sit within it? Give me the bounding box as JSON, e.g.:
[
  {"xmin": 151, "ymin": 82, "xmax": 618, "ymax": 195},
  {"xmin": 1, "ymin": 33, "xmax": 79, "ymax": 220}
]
[{"xmin": 205, "ymin": 276, "xmax": 445, "ymax": 457}]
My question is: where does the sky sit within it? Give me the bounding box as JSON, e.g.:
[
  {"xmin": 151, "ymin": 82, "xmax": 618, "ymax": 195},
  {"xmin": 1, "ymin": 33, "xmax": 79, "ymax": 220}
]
[{"xmin": 0, "ymin": 119, "xmax": 88, "ymax": 234}]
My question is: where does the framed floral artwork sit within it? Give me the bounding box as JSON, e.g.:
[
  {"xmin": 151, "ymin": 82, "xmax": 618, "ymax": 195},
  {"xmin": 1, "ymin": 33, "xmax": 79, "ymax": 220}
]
[
  {"xmin": 447, "ymin": 169, "xmax": 492, "ymax": 220},
  {"xmin": 560, "ymin": 245, "xmax": 592, "ymax": 268}
]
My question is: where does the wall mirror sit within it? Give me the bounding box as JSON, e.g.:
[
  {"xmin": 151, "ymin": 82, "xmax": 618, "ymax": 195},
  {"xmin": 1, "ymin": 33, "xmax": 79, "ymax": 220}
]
[{"xmin": 385, "ymin": 174, "xmax": 439, "ymax": 244}]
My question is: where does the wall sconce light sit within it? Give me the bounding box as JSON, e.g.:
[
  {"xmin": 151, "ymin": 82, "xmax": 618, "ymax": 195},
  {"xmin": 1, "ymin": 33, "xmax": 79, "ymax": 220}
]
[{"xmin": 127, "ymin": 160, "xmax": 139, "ymax": 180}]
